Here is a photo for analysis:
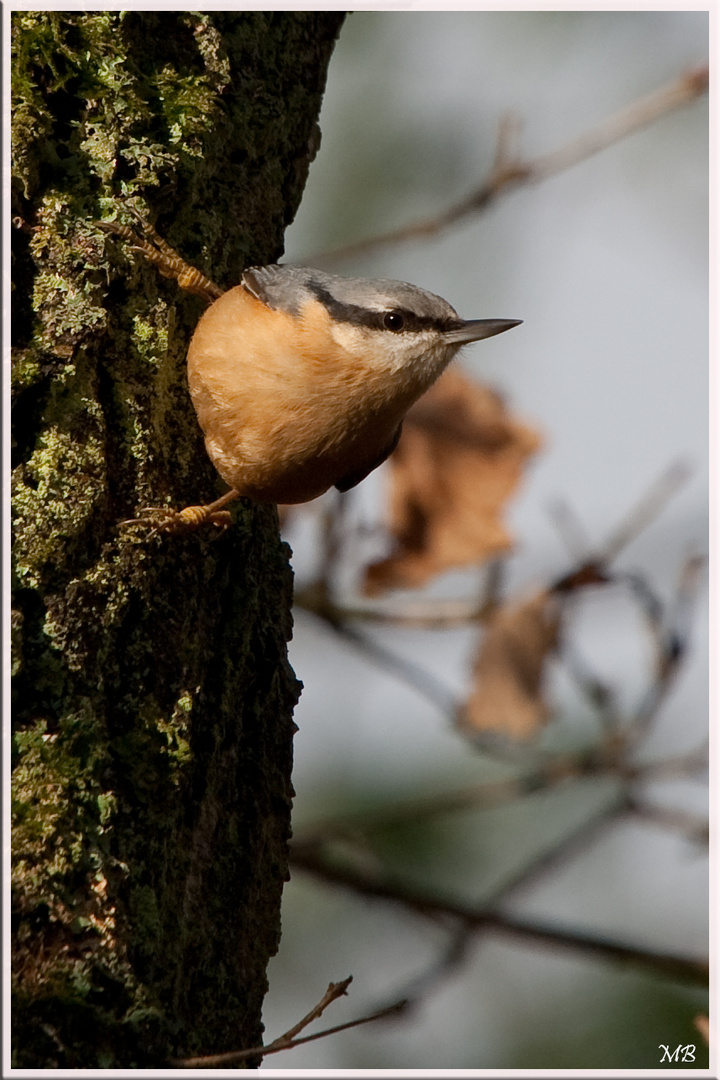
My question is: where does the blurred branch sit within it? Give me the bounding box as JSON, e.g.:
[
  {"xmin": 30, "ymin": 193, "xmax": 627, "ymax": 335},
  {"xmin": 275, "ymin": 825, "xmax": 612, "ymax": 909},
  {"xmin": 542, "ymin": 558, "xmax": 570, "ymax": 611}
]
[
  {"xmin": 173, "ymin": 976, "xmax": 406, "ymax": 1067},
  {"xmin": 551, "ymin": 461, "xmax": 691, "ymax": 593},
  {"xmin": 638, "ymin": 742, "xmax": 708, "ymax": 781},
  {"xmin": 599, "ymin": 460, "xmax": 691, "ymax": 564},
  {"xmin": 296, "ymin": 585, "xmax": 491, "ymax": 628},
  {"xmin": 377, "ymin": 925, "xmax": 474, "ymax": 1017},
  {"xmin": 291, "ymin": 729, "xmax": 707, "ymax": 1011},
  {"xmin": 291, "ymin": 848, "xmax": 708, "ymax": 986},
  {"xmin": 292, "ymin": 747, "xmax": 619, "ymax": 851},
  {"xmin": 547, "ymin": 496, "xmax": 594, "ymax": 564},
  {"xmin": 625, "ymin": 799, "xmax": 708, "ymax": 845},
  {"xmin": 478, "ymin": 787, "xmax": 628, "ymax": 907},
  {"xmin": 293, "ymin": 730, "xmax": 708, "ymax": 856},
  {"xmin": 625, "ymin": 553, "xmax": 706, "ymax": 742},
  {"xmin": 488, "ymin": 911, "xmax": 708, "ymax": 985},
  {"xmin": 300, "ymin": 611, "xmax": 461, "ymax": 724},
  {"xmin": 296, "ymin": 461, "xmax": 702, "ymax": 755},
  {"xmin": 313, "ymin": 64, "xmax": 708, "ymax": 263},
  {"xmin": 296, "ymin": 461, "xmax": 691, "ymax": 629},
  {"xmin": 527, "ymin": 64, "xmax": 708, "ymax": 178}
]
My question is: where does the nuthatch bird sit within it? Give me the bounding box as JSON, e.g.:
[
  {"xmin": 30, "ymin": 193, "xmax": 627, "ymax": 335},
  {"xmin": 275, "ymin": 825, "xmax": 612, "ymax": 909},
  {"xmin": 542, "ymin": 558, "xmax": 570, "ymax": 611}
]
[
  {"xmin": 105, "ymin": 219, "xmax": 521, "ymax": 530},
  {"xmin": 187, "ymin": 266, "xmax": 521, "ymax": 508}
]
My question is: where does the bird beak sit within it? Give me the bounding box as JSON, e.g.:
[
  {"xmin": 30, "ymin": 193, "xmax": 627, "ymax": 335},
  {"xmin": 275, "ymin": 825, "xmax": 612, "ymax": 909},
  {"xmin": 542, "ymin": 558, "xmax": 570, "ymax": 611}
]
[{"xmin": 444, "ymin": 318, "xmax": 522, "ymax": 345}]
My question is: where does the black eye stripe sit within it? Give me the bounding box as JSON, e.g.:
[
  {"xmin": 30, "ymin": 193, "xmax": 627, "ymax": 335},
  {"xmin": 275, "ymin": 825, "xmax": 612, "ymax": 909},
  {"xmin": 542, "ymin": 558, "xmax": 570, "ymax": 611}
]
[{"xmin": 307, "ymin": 282, "xmax": 461, "ymax": 334}]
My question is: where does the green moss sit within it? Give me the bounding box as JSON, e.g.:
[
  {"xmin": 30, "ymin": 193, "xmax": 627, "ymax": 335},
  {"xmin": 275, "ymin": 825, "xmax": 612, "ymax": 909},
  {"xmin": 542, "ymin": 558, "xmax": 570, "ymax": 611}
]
[
  {"xmin": 13, "ymin": 422, "xmax": 105, "ymax": 588},
  {"xmin": 132, "ymin": 314, "xmax": 167, "ymax": 358},
  {"xmin": 32, "ymin": 271, "xmax": 106, "ymax": 339},
  {"xmin": 97, "ymin": 792, "xmax": 117, "ymax": 825},
  {"xmin": 157, "ymin": 692, "xmax": 193, "ymax": 781},
  {"xmin": 11, "ymin": 9, "xmax": 341, "ymax": 1067},
  {"xmin": 12, "ymin": 707, "xmax": 113, "ymax": 904},
  {"xmin": 10, "ymin": 353, "xmax": 42, "ymax": 392}
]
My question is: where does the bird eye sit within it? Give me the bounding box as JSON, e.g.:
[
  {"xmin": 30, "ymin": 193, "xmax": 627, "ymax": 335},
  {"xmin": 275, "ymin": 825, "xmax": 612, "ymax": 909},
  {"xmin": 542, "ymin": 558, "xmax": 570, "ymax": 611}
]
[{"xmin": 383, "ymin": 311, "xmax": 405, "ymax": 331}]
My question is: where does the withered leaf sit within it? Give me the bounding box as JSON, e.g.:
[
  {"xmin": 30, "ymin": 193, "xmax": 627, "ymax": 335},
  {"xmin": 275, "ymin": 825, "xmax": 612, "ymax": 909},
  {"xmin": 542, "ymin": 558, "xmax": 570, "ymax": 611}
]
[
  {"xmin": 460, "ymin": 589, "xmax": 561, "ymax": 741},
  {"xmin": 363, "ymin": 367, "xmax": 542, "ymax": 595}
]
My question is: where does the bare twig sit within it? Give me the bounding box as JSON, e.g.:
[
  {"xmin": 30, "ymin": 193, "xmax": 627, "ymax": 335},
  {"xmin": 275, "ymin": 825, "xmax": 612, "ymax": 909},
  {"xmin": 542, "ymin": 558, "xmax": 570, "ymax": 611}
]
[
  {"xmin": 295, "ymin": 587, "xmax": 490, "ymax": 628},
  {"xmin": 290, "ymin": 850, "xmax": 708, "ymax": 986},
  {"xmin": 173, "ymin": 976, "xmax": 406, "ymax": 1067},
  {"xmin": 487, "ymin": 910, "xmax": 708, "ymax": 985},
  {"xmin": 479, "ymin": 786, "xmax": 629, "ymax": 908},
  {"xmin": 302, "ymin": 612, "xmax": 461, "ymax": 725},
  {"xmin": 270, "ymin": 976, "xmax": 353, "ymax": 1046},
  {"xmin": 626, "ymin": 552, "xmax": 706, "ymax": 740},
  {"xmin": 292, "ymin": 746, "xmax": 622, "ymax": 852},
  {"xmin": 313, "ymin": 64, "xmax": 708, "ymax": 263},
  {"xmin": 625, "ymin": 798, "xmax": 708, "ymax": 845},
  {"xmin": 173, "ymin": 976, "xmax": 350, "ymax": 1066},
  {"xmin": 599, "ymin": 461, "xmax": 692, "ymax": 564},
  {"xmin": 370, "ymin": 924, "xmax": 474, "ymax": 1017},
  {"xmin": 637, "ymin": 742, "xmax": 709, "ymax": 781},
  {"xmin": 296, "ymin": 462, "xmax": 691, "ymax": 639},
  {"xmin": 547, "ymin": 496, "xmax": 594, "ymax": 564}
]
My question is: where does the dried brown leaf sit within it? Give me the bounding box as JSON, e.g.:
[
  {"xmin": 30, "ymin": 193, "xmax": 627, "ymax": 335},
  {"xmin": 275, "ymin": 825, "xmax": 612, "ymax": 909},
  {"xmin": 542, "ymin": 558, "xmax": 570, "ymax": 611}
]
[
  {"xmin": 694, "ymin": 1014, "xmax": 709, "ymax": 1046},
  {"xmin": 362, "ymin": 367, "xmax": 541, "ymax": 595},
  {"xmin": 460, "ymin": 589, "xmax": 561, "ymax": 741}
]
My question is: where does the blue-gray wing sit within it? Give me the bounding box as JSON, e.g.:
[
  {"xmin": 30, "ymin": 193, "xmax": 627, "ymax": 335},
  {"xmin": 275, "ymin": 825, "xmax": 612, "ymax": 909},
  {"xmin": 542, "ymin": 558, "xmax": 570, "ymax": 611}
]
[
  {"xmin": 241, "ymin": 265, "xmax": 322, "ymax": 317},
  {"xmin": 335, "ymin": 423, "xmax": 403, "ymax": 493}
]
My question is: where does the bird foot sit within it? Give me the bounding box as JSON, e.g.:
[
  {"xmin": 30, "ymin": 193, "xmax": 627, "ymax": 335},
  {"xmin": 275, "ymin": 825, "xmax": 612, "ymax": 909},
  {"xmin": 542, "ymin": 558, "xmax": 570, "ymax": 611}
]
[
  {"xmin": 98, "ymin": 208, "xmax": 223, "ymax": 304},
  {"xmin": 121, "ymin": 489, "xmax": 240, "ymax": 538}
]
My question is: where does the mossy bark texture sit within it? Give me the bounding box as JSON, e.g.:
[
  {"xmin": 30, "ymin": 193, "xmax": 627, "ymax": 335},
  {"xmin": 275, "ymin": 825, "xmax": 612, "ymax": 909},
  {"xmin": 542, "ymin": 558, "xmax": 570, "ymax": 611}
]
[{"xmin": 11, "ymin": 11, "xmax": 345, "ymax": 1068}]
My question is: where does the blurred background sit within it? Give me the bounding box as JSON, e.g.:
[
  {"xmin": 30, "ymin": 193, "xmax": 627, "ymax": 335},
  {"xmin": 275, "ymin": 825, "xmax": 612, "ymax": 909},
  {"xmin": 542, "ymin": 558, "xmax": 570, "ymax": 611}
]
[{"xmin": 260, "ymin": 11, "xmax": 710, "ymax": 1070}]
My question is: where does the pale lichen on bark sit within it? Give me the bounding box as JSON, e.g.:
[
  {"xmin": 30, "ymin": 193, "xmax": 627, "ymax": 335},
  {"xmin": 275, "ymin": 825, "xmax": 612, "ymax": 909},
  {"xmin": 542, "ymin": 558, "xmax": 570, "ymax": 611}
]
[{"xmin": 11, "ymin": 10, "xmax": 344, "ymax": 1067}]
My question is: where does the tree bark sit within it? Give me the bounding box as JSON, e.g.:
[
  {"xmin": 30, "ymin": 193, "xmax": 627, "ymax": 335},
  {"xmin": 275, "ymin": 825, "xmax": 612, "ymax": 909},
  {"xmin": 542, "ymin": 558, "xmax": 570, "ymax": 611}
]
[{"xmin": 11, "ymin": 11, "xmax": 345, "ymax": 1068}]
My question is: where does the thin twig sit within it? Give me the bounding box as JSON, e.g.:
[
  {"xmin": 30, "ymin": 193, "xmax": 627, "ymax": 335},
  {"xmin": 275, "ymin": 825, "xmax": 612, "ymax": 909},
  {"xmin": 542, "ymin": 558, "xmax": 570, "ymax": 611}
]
[
  {"xmin": 172, "ymin": 976, "xmax": 406, "ymax": 1067},
  {"xmin": 292, "ymin": 747, "xmax": 619, "ymax": 852},
  {"xmin": 625, "ymin": 798, "xmax": 708, "ymax": 845},
  {"xmin": 487, "ymin": 910, "xmax": 708, "ymax": 985},
  {"xmin": 296, "ymin": 462, "xmax": 690, "ymax": 634},
  {"xmin": 295, "ymin": 586, "xmax": 491, "ymax": 628},
  {"xmin": 479, "ymin": 786, "xmax": 629, "ymax": 908},
  {"xmin": 369, "ymin": 924, "xmax": 474, "ymax": 1018},
  {"xmin": 290, "ymin": 850, "xmax": 708, "ymax": 986},
  {"xmin": 636, "ymin": 742, "xmax": 709, "ymax": 781},
  {"xmin": 273, "ymin": 976, "xmax": 353, "ymax": 1045},
  {"xmin": 302, "ymin": 610, "xmax": 461, "ymax": 724},
  {"xmin": 626, "ymin": 552, "xmax": 706, "ymax": 741},
  {"xmin": 313, "ymin": 64, "xmax": 708, "ymax": 263},
  {"xmin": 173, "ymin": 976, "xmax": 350, "ymax": 1066},
  {"xmin": 547, "ymin": 496, "xmax": 594, "ymax": 564},
  {"xmin": 599, "ymin": 461, "xmax": 692, "ymax": 564}
]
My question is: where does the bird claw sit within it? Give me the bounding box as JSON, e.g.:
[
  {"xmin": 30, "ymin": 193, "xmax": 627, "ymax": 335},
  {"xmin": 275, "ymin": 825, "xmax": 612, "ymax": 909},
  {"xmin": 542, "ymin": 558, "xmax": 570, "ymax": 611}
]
[
  {"xmin": 120, "ymin": 504, "xmax": 233, "ymax": 538},
  {"xmin": 98, "ymin": 211, "xmax": 223, "ymax": 303}
]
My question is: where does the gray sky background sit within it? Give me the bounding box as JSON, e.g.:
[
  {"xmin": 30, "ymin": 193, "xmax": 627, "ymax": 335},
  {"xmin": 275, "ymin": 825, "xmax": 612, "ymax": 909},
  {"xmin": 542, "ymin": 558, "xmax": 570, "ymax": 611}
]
[{"xmin": 263, "ymin": 12, "xmax": 709, "ymax": 1069}]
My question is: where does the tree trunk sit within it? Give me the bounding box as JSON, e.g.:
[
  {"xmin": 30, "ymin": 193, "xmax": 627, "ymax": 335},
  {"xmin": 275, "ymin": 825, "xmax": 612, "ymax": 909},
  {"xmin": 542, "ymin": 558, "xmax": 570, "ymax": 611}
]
[{"xmin": 11, "ymin": 11, "xmax": 345, "ymax": 1068}]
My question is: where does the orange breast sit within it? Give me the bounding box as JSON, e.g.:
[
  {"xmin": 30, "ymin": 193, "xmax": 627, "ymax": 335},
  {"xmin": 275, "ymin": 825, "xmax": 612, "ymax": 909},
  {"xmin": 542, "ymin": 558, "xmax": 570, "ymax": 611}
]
[{"xmin": 186, "ymin": 287, "xmax": 404, "ymax": 503}]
